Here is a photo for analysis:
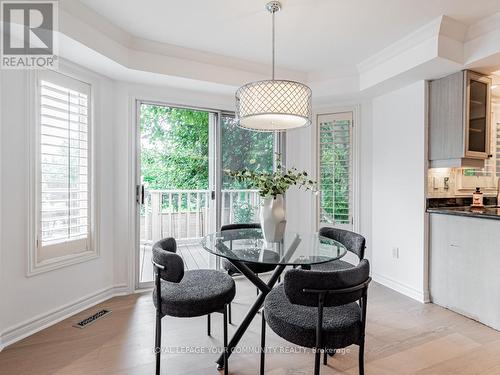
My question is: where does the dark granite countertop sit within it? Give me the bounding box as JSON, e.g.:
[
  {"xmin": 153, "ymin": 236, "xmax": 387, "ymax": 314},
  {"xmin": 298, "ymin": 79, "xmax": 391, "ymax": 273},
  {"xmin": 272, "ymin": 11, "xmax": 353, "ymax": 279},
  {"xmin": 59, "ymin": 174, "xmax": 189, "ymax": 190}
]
[{"xmin": 427, "ymin": 206, "xmax": 500, "ymax": 220}]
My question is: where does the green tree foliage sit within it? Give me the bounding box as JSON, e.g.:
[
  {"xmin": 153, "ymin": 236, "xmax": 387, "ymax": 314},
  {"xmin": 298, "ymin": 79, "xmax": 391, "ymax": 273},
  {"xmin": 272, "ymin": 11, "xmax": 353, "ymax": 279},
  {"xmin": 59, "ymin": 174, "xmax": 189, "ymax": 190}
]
[
  {"xmin": 140, "ymin": 104, "xmax": 209, "ymax": 189},
  {"xmin": 225, "ymin": 154, "xmax": 318, "ymax": 198},
  {"xmin": 221, "ymin": 117, "xmax": 274, "ymax": 189},
  {"xmin": 140, "ymin": 105, "xmax": 274, "ymax": 191}
]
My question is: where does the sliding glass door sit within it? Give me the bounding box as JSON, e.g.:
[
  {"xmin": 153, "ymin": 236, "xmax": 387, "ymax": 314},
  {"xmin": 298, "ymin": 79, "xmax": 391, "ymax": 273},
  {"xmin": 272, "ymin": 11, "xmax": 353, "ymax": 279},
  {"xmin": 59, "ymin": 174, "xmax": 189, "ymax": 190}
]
[
  {"xmin": 136, "ymin": 103, "xmax": 276, "ymax": 288},
  {"xmin": 136, "ymin": 103, "xmax": 216, "ymax": 286}
]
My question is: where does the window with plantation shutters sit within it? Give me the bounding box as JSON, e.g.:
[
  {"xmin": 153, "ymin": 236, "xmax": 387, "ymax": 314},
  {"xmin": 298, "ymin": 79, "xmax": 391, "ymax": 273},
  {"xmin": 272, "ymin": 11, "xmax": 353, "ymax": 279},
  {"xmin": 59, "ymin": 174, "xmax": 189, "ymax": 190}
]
[
  {"xmin": 37, "ymin": 71, "xmax": 92, "ymax": 262},
  {"xmin": 317, "ymin": 112, "xmax": 353, "ymax": 229}
]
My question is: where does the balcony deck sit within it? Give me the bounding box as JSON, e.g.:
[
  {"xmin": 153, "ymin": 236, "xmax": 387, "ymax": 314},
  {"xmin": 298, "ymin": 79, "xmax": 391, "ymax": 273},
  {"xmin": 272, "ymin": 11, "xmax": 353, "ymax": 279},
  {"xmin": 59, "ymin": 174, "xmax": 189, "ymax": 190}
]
[{"xmin": 139, "ymin": 242, "xmax": 212, "ymax": 283}]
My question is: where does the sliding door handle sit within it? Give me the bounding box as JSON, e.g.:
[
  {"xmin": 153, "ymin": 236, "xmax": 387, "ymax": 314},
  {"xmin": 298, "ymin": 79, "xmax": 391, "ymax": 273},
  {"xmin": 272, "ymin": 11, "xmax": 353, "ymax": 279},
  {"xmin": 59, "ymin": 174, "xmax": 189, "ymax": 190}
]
[{"xmin": 136, "ymin": 184, "xmax": 145, "ymax": 205}]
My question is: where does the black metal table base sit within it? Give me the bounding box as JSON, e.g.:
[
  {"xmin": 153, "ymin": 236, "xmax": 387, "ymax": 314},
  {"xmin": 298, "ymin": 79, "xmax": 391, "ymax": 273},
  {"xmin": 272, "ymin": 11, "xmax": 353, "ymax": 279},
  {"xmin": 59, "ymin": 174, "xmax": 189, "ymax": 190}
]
[{"xmin": 215, "ymin": 260, "xmax": 286, "ymax": 367}]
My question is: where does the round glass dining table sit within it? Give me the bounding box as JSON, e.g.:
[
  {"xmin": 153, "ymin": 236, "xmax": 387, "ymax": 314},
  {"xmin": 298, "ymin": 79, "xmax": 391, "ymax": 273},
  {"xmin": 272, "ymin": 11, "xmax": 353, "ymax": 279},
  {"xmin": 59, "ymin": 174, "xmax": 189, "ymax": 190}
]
[
  {"xmin": 200, "ymin": 227, "xmax": 347, "ymax": 368},
  {"xmin": 202, "ymin": 227, "xmax": 347, "ymax": 266}
]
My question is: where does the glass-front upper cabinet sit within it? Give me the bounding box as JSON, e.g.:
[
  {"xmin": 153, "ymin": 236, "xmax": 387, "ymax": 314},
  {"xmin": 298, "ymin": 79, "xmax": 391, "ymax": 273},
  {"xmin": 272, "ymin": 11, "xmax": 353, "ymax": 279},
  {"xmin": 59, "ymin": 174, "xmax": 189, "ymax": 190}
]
[{"xmin": 465, "ymin": 71, "xmax": 492, "ymax": 158}]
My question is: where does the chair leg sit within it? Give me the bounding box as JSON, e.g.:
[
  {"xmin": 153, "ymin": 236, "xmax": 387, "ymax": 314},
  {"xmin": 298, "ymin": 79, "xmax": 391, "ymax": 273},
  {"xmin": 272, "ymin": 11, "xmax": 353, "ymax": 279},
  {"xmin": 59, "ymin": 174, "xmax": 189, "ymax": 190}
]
[
  {"xmin": 314, "ymin": 348, "xmax": 321, "ymax": 375},
  {"xmin": 155, "ymin": 311, "xmax": 162, "ymax": 375},
  {"xmin": 207, "ymin": 314, "xmax": 211, "ymax": 336},
  {"xmin": 228, "ymin": 303, "xmax": 232, "ymax": 325},
  {"xmin": 260, "ymin": 312, "xmax": 266, "ymax": 375},
  {"xmin": 323, "ymin": 349, "xmax": 327, "ymax": 365},
  {"xmin": 359, "ymin": 339, "xmax": 365, "ymax": 375},
  {"xmin": 223, "ymin": 305, "xmax": 228, "ymax": 375}
]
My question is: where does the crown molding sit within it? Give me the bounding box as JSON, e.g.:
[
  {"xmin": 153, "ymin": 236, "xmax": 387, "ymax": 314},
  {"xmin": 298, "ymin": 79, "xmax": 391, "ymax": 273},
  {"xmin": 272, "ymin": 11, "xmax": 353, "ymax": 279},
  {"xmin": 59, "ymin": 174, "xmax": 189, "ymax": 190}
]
[
  {"xmin": 59, "ymin": 1, "xmax": 306, "ymax": 86},
  {"xmin": 355, "ymin": 15, "xmax": 496, "ymax": 92},
  {"xmin": 128, "ymin": 36, "xmax": 304, "ymax": 80},
  {"xmin": 465, "ymin": 12, "xmax": 500, "ymax": 42},
  {"xmin": 464, "ymin": 12, "xmax": 500, "ymax": 67},
  {"xmin": 357, "ymin": 16, "xmax": 443, "ymax": 74}
]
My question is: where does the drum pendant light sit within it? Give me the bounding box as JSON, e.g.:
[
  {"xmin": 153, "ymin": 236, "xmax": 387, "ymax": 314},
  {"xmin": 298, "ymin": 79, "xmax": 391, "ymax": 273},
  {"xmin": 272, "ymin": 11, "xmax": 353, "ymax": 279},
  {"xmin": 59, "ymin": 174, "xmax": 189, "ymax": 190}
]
[{"xmin": 235, "ymin": 1, "xmax": 312, "ymax": 131}]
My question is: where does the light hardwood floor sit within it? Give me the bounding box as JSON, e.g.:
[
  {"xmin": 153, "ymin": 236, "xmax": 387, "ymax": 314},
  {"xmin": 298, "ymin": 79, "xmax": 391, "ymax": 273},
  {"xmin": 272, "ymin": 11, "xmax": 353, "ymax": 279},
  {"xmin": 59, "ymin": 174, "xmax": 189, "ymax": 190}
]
[{"xmin": 1, "ymin": 278, "xmax": 500, "ymax": 375}]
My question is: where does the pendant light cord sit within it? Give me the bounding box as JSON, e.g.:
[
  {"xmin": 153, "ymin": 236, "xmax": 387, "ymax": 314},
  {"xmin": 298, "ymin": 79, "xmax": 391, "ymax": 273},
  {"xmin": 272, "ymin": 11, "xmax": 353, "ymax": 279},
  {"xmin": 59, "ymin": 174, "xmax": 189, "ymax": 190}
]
[{"xmin": 272, "ymin": 9, "xmax": 275, "ymax": 80}]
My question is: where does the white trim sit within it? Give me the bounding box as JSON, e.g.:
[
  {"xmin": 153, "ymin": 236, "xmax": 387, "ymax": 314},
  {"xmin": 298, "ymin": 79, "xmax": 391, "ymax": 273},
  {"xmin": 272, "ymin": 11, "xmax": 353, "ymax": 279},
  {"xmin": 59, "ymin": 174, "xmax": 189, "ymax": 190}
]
[
  {"xmin": 313, "ymin": 105, "xmax": 361, "ymax": 233},
  {"xmin": 465, "ymin": 12, "xmax": 500, "ymax": 41},
  {"xmin": 27, "ymin": 70, "xmax": 38, "ymax": 275},
  {"xmin": 423, "ymin": 83, "xmax": 430, "ymax": 310},
  {"xmin": 373, "ymin": 273, "xmax": 430, "ymax": 303},
  {"xmin": 0, "ymin": 284, "xmax": 128, "ymax": 352},
  {"xmin": 27, "ymin": 60, "xmax": 101, "ymax": 276},
  {"xmin": 353, "ymin": 104, "xmax": 361, "ymax": 234},
  {"xmin": 357, "ymin": 15, "xmax": 467, "ymax": 74},
  {"xmin": 357, "ymin": 17, "xmax": 443, "ymax": 74},
  {"xmin": 26, "ymin": 250, "xmax": 100, "ymax": 277},
  {"xmin": 128, "ymin": 94, "xmax": 137, "ymax": 291},
  {"xmin": 131, "ymin": 99, "xmax": 234, "ymax": 289},
  {"xmin": 133, "ymin": 98, "xmax": 142, "ymax": 290},
  {"xmin": 0, "ymin": 70, "xmax": 3, "ymax": 334}
]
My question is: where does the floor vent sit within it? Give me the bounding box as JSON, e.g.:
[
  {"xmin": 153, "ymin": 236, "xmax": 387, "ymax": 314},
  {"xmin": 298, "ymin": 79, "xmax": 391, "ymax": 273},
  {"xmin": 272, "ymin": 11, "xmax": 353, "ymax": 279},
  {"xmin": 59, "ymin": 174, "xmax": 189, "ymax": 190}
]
[{"xmin": 73, "ymin": 309, "xmax": 111, "ymax": 328}]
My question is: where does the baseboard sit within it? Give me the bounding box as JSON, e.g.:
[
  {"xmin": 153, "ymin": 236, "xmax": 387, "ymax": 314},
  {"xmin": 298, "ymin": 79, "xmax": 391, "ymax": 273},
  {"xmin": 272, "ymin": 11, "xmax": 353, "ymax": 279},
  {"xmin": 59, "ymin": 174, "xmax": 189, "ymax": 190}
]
[
  {"xmin": 0, "ymin": 284, "xmax": 129, "ymax": 351},
  {"xmin": 373, "ymin": 272, "xmax": 429, "ymax": 303}
]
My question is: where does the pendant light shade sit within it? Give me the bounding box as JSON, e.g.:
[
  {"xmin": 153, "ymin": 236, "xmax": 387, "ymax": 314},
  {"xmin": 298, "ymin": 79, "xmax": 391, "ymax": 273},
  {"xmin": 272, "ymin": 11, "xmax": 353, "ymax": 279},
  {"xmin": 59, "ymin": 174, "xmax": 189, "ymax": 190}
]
[
  {"xmin": 236, "ymin": 79, "xmax": 312, "ymax": 131},
  {"xmin": 235, "ymin": 1, "xmax": 312, "ymax": 131}
]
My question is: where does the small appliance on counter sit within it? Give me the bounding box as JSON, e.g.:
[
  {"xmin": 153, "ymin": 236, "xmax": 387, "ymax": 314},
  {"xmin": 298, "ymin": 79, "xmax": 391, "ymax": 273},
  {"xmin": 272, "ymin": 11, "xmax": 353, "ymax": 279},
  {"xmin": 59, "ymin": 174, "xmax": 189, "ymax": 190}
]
[{"xmin": 471, "ymin": 187, "xmax": 485, "ymax": 211}]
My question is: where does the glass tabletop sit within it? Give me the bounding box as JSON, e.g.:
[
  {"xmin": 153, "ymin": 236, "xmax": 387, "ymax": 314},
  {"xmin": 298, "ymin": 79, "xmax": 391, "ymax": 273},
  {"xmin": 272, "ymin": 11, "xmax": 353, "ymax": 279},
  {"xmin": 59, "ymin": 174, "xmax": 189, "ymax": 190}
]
[{"xmin": 201, "ymin": 228, "xmax": 347, "ymax": 266}]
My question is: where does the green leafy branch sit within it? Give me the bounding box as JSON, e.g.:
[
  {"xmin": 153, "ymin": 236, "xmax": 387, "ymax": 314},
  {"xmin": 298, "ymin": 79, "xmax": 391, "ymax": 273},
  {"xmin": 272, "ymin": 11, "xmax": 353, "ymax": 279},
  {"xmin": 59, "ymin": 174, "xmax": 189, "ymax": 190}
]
[{"xmin": 224, "ymin": 153, "xmax": 318, "ymax": 198}]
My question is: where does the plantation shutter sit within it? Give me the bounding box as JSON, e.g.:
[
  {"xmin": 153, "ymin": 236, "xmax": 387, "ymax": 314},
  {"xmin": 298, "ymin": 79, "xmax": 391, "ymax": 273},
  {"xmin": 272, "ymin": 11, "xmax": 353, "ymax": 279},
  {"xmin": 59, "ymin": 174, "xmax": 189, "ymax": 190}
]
[
  {"xmin": 38, "ymin": 71, "xmax": 91, "ymax": 260},
  {"xmin": 318, "ymin": 112, "xmax": 353, "ymax": 229}
]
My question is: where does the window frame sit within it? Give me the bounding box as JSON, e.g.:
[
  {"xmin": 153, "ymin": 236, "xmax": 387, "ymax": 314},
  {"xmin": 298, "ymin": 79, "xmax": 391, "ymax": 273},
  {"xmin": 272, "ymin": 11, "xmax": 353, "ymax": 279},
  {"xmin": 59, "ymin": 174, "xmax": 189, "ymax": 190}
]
[
  {"xmin": 28, "ymin": 68, "xmax": 98, "ymax": 276},
  {"xmin": 315, "ymin": 107, "xmax": 360, "ymax": 232}
]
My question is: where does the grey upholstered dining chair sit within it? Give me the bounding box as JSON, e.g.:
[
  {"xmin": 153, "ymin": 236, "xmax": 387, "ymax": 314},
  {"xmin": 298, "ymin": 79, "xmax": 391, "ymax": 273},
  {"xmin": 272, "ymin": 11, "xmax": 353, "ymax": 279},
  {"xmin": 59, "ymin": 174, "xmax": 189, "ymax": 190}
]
[
  {"xmin": 152, "ymin": 238, "xmax": 236, "ymax": 375},
  {"xmin": 311, "ymin": 227, "xmax": 366, "ymax": 271},
  {"xmin": 220, "ymin": 223, "xmax": 279, "ymax": 323},
  {"xmin": 261, "ymin": 259, "xmax": 371, "ymax": 375}
]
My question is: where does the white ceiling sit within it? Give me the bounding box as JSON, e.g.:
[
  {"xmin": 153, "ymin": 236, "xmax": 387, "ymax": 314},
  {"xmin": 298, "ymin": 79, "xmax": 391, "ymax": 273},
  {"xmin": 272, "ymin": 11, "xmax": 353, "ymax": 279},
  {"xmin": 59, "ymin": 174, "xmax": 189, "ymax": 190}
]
[{"xmin": 80, "ymin": 0, "xmax": 500, "ymax": 75}]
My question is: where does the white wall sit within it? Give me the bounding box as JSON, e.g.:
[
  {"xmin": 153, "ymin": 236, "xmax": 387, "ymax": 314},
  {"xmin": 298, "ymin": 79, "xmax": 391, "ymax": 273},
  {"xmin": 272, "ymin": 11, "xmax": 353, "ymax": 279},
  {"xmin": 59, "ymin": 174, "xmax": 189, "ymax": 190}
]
[
  {"xmin": 285, "ymin": 126, "xmax": 314, "ymax": 235},
  {"xmin": 359, "ymin": 102, "xmax": 374, "ymax": 261},
  {"xmin": 371, "ymin": 80, "xmax": 428, "ymax": 302},
  {"xmin": 0, "ymin": 64, "xmax": 124, "ymax": 349}
]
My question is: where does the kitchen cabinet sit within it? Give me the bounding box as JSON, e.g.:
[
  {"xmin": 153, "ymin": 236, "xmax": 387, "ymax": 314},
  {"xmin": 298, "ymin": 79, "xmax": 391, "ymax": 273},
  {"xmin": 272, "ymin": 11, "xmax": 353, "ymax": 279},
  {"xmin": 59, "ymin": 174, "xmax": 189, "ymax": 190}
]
[
  {"xmin": 429, "ymin": 213, "xmax": 500, "ymax": 330},
  {"xmin": 429, "ymin": 70, "xmax": 492, "ymax": 168}
]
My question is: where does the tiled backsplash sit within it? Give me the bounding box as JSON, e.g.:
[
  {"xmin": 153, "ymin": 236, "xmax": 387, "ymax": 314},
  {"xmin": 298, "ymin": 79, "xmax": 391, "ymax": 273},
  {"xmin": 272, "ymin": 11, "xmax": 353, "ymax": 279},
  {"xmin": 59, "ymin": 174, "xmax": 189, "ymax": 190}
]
[
  {"xmin": 428, "ymin": 167, "xmax": 499, "ymax": 198},
  {"xmin": 427, "ymin": 168, "xmax": 456, "ymax": 198}
]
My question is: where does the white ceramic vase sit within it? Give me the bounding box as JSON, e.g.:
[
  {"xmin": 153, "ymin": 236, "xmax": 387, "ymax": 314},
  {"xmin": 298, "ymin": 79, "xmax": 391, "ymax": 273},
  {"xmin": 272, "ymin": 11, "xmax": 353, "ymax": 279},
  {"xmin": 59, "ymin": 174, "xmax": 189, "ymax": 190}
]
[{"xmin": 260, "ymin": 194, "xmax": 286, "ymax": 242}]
